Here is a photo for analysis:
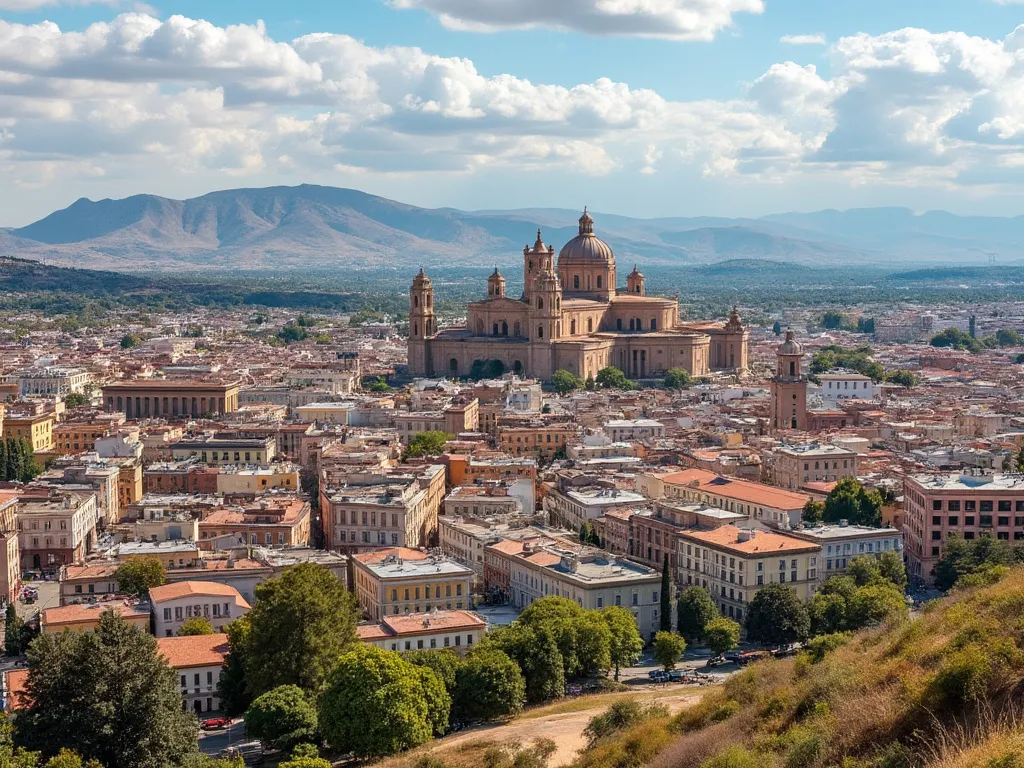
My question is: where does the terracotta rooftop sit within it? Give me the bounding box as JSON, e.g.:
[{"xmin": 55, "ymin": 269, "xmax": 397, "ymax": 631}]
[
  {"xmin": 149, "ymin": 581, "xmax": 251, "ymax": 608},
  {"xmin": 659, "ymin": 468, "xmax": 810, "ymax": 510},
  {"xmin": 41, "ymin": 601, "xmax": 150, "ymax": 628},
  {"xmin": 353, "ymin": 547, "xmax": 430, "ymax": 564},
  {"xmin": 5, "ymin": 668, "xmax": 28, "ymax": 711},
  {"xmin": 157, "ymin": 633, "xmax": 230, "ymax": 669},
  {"xmin": 683, "ymin": 525, "xmax": 819, "ymax": 555},
  {"xmin": 357, "ymin": 610, "xmax": 486, "ymax": 641}
]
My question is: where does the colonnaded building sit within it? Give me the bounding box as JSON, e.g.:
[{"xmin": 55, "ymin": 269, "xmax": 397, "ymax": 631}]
[{"xmin": 408, "ymin": 210, "xmax": 749, "ymax": 382}]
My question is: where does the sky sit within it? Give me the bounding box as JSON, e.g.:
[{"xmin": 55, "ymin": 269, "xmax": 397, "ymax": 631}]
[{"xmin": 3, "ymin": 0, "xmax": 1024, "ymax": 225}]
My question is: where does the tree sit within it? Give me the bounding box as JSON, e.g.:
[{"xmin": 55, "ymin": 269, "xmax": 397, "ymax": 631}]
[
  {"xmin": 119, "ymin": 334, "xmax": 140, "ymax": 349},
  {"xmin": 659, "ymin": 555, "xmax": 673, "ymax": 632},
  {"xmin": 703, "ymin": 617, "xmax": 741, "ymax": 657},
  {"xmin": 403, "ymin": 649, "xmax": 461, "ymax": 694},
  {"xmin": 600, "ymin": 607, "xmax": 644, "ymax": 681},
  {"xmin": 772, "ymin": 321, "xmax": 783, "ymax": 336},
  {"xmin": 17, "ymin": 609, "xmax": 198, "ymax": 767},
  {"xmin": 279, "ymin": 759, "xmax": 331, "ymax": 768},
  {"xmin": 595, "ymin": 366, "xmax": 636, "ymax": 390},
  {"xmin": 246, "ymin": 563, "xmax": 358, "ymax": 697},
  {"xmin": 652, "ymin": 631, "xmax": 686, "ymax": 670},
  {"xmin": 551, "ymin": 369, "xmax": 584, "ymax": 395},
  {"xmin": 932, "ymin": 536, "xmax": 1022, "ymax": 592},
  {"xmin": 810, "ymin": 591, "xmax": 848, "ymax": 636},
  {"xmin": 884, "ymin": 369, "xmax": 918, "ymax": 388},
  {"xmin": 177, "ymin": 617, "xmax": 214, "ymax": 636},
  {"xmin": 846, "ymin": 555, "xmax": 884, "ymax": 587},
  {"xmin": 822, "ymin": 311, "xmax": 843, "ymax": 330},
  {"xmin": 931, "ymin": 327, "xmax": 981, "ymax": 353},
  {"xmin": 452, "ymin": 649, "xmax": 526, "ymax": 722},
  {"xmin": 664, "ymin": 368, "xmax": 692, "ymax": 389},
  {"xmin": 0, "ymin": 438, "xmax": 42, "ymax": 483},
  {"xmin": 63, "ymin": 393, "xmax": 90, "ymax": 408},
  {"xmin": 802, "ymin": 499, "xmax": 824, "ymax": 525},
  {"xmin": 402, "ymin": 431, "xmax": 451, "ymax": 461},
  {"xmin": 318, "ymin": 646, "xmax": 446, "ymax": 758},
  {"xmin": 516, "ymin": 597, "xmax": 610, "ymax": 679},
  {"xmin": 745, "ymin": 584, "xmax": 810, "ymax": 647},
  {"xmin": 245, "ymin": 685, "xmax": 318, "ymax": 753},
  {"xmin": 416, "ymin": 664, "xmax": 451, "ymax": 737},
  {"xmin": 217, "ymin": 618, "xmax": 252, "ymax": 716},
  {"xmin": 112, "ymin": 557, "xmax": 166, "ymax": 599},
  {"xmin": 676, "ymin": 586, "xmax": 718, "ymax": 643},
  {"xmin": 878, "ymin": 550, "xmax": 908, "ymax": 592},
  {"xmin": 6, "ymin": 602, "xmax": 29, "ymax": 656},
  {"xmin": 362, "ymin": 375, "xmax": 391, "ymax": 393},
  {"xmin": 823, "ymin": 478, "xmax": 883, "ymax": 527},
  {"xmin": 483, "ymin": 623, "xmax": 565, "ymax": 704},
  {"xmin": 969, "ymin": 315, "xmax": 977, "ymax": 338},
  {"xmin": 846, "ymin": 584, "xmax": 908, "ymax": 628}
]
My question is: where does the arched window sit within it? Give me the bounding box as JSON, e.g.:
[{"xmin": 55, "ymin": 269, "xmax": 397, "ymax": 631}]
[
  {"xmin": 514, "ymin": 321, "xmax": 521, "ymax": 337},
  {"xmin": 449, "ymin": 359, "xmax": 458, "ymax": 373},
  {"xmin": 502, "ymin": 321, "xmax": 508, "ymax": 336},
  {"xmin": 414, "ymin": 323, "xmax": 419, "ymax": 336},
  {"xmin": 635, "ymin": 285, "xmax": 641, "ymax": 294},
  {"xmin": 636, "ymin": 318, "xmax": 642, "ymax": 331},
  {"xmin": 537, "ymin": 326, "xmax": 544, "ymax": 339},
  {"xmin": 427, "ymin": 295, "xmax": 431, "ymax": 308},
  {"xmin": 789, "ymin": 361, "xmax": 796, "ymax": 376},
  {"xmin": 596, "ymin": 275, "xmax": 603, "ymax": 289},
  {"xmin": 538, "ymin": 297, "xmax": 544, "ymax": 309},
  {"xmin": 413, "ymin": 295, "xmax": 419, "ymax": 307},
  {"xmin": 629, "ymin": 319, "xmax": 635, "ymax": 331},
  {"xmin": 587, "ymin": 318, "xmax": 593, "ymax": 332},
  {"xmin": 571, "ymin": 320, "xmax": 576, "ymax": 335},
  {"xmin": 617, "ymin": 319, "xmax": 623, "ymax": 331},
  {"xmin": 493, "ymin": 323, "xmax": 499, "ymax": 336},
  {"xmin": 650, "ymin": 318, "xmax": 657, "ymax": 331},
  {"xmin": 573, "ymin": 275, "xmax": 580, "ymax": 289}
]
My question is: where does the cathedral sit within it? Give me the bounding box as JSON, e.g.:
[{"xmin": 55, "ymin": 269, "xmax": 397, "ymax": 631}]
[{"xmin": 408, "ymin": 210, "xmax": 749, "ymax": 382}]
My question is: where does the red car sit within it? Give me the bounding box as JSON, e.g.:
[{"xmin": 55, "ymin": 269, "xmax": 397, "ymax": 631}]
[{"xmin": 200, "ymin": 717, "xmax": 231, "ymax": 731}]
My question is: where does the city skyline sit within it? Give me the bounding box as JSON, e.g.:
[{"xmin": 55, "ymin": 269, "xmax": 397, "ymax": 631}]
[{"xmin": 2, "ymin": 1, "xmax": 1024, "ymax": 225}]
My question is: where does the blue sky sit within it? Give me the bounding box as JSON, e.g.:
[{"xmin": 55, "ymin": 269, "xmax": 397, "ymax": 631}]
[{"xmin": 2, "ymin": 0, "xmax": 1024, "ymax": 225}]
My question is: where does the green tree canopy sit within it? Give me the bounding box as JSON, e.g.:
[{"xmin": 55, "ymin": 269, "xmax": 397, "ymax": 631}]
[
  {"xmin": 878, "ymin": 550, "xmax": 908, "ymax": 591},
  {"xmin": 217, "ymin": 617, "xmax": 252, "ymax": 717},
  {"xmin": 402, "ymin": 431, "xmax": 451, "ymax": 461},
  {"xmin": 884, "ymin": 369, "xmax": 918, "ymax": 388},
  {"xmin": 664, "ymin": 368, "xmax": 692, "ymax": 389},
  {"xmin": 745, "ymin": 584, "xmax": 810, "ymax": 647},
  {"xmin": 823, "ymin": 478, "xmax": 883, "ymax": 527},
  {"xmin": 113, "ymin": 557, "xmax": 166, "ymax": 599},
  {"xmin": 809, "ymin": 345, "xmax": 885, "ymax": 381},
  {"xmin": 930, "ymin": 327, "xmax": 981, "ymax": 353},
  {"xmin": 452, "ymin": 649, "xmax": 526, "ymax": 722},
  {"xmin": 482, "ymin": 623, "xmax": 565, "ymax": 704},
  {"xmin": 600, "ymin": 606, "xmax": 644, "ymax": 681},
  {"xmin": 846, "ymin": 583, "xmax": 908, "ymax": 628},
  {"xmin": 595, "ymin": 366, "xmax": 637, "ymax": 390},
  {"xmin": 177, "ymin": 617, "xmax": 214, "ymax": 636},
  {"xmin": 246, "ymin": 563, "xmax": 359, "ymax": 696},
  {"xmin": 703, "ymin": 617, "xmax": 741, "ymax": 656},
  {"xmin": 802, "ymin": 499, "xmax": 825, "ymax": 525},
  {"xmin": 772, "ymin": 321, "xmax": 783, "ymax": 336},
  {"xmin": 652, "ymin": 631, "xmax": 687, "ymax": 670},
  {"xmin": 17, "ymin": 609, "xmax": 197, "ymax": 767},
  {"xmin": 119, "ymin": 334, "xmax": 141, "ymax": 349},
  {"xmin": 402, "ymin": 649, "xmax": 461, "ymax": 693},
  {"xmin": 245, "ymin": 685, "xmax": 318, "ymax": 752},
  {"xmin": 676, "ymin": 586, "xmax": 718, "ymax": 643},
  {"xmin": 318, "ymin": 646, "xmax": 447, "ymax": 758},
  {"xmin": 516, "ymin": 597, "xmax": 611, "ymax": 678},
  {"xmin": 659, "ymin": 555, "xmax": 673, "ymax": 632},
  {"xmin": 551, "ymin": 369, "xmax": 584, "ymax": 395},
  {"xmin": 932, "ymin": 536, "xmax": 1024, "ymax": 591},
  {"xmin": 5, "ymin": 602, "xmax": 31, "ymax": 656}
]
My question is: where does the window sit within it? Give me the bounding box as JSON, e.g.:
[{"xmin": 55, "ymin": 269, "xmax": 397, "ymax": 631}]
[
  {"xmin": 932, "ymin": 500, "xmax": 943, "ymax": 511},
  {"xmin": 981, "ymin": 501, "xmax": 994, "ymax": 512},
  {"xmin": 949, "ymin": 500, "xmax": 961, "ymax": 512},
  {"xmin": 998, "ymin": 500, "xmax": 1012, "ymax": 512}
]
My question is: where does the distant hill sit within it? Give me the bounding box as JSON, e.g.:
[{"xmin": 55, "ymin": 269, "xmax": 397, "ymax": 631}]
[{"xmin": 3, "ymin": 185, "xmax": 1024, "ymax": 272}]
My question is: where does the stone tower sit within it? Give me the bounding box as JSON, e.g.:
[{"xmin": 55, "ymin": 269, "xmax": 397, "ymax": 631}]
[
  {"xmin": 530, "ymin": 265, "xmax": 562, "ymax": 379},
  {"xmin": 522, "ymin": 230, "xmax": 554, "ymax": 303},
  {"xmin": 487, "ymin": 267, "xmax": 506, "ymax": 299},
  {"xmin": 770, "ymin": 329, "xmax": 807, "ymax": 431},
  {"xmin": 408, "ymin": 268, "xmax": 435, "ymax": 377},
  {"xmin": 627, "ymin": 265, "xmax": 645, "ymax": 296}
]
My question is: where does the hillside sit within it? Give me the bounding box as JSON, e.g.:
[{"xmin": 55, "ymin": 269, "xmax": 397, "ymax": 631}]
[{"xmin": 7, "ymin": 185, "xmax": 1024, "ymax": 273}]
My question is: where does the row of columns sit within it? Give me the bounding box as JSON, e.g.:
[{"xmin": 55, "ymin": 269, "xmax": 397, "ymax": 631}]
[{"xmin": 106, "ymin": 395, "xmax": 227, "ymax": 419}]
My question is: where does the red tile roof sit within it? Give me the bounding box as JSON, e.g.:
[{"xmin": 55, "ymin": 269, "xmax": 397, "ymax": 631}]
[
  {"xmin": 156, "ymin": 633, "xmax": 230, "ymax": 669},
  {"xmin": 353, "ymin": 547, "xmax": 429, "ymax": 564},
  {"xmin": 149, "ymin": 581, "xmax": 251, "ymax": 609},
  {"xmin": 683, "ymin": 525, "xmax": 818, "ymax": 555}
]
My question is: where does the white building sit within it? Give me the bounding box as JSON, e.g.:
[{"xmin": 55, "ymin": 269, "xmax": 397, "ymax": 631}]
[
  {"xmin": 9, "ymin": 366, "xmax": 90, "ymax": 397},
  {"xmin": 789, "ymin": 522, "xmax": 904, "ymax": 576},
  {"xmin": 357, "ymin": 610, "xmax": 487, "ymax": 654},
  {"xmin": 815, "ymin": 373, "xmax": 874, "ymax": 403},
  {"xmin": 157, "ymin": 633, "xmax": 230, "ymax": 715},
  {"xmin": 149, "ymin": 581, "xmax": 251, "ymax": 637},
  {"xmin": 543, "ymin": 487, "xmax": 646, "ymax": 531},
  {"xmin": 603, "ymin": 419, "xmax": 666, "ymax": 442}
]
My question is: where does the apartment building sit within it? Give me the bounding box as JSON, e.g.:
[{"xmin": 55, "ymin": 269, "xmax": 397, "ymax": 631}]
[
  {"xmin": 627, "ymin": 500, "xmax": 746, "ymax": 576},
  {"xmin": 391, "ymin": 399, "xmax": 480, "ymax": 441},
  {"xmin": 640, "ymin": 468, "xmax": 810, "ymax": 530},
  {"xmin": 543, "ymin": 485, "xmax": 645, "ymax": 531},
  {"xmin": 904, "ymin": 472, "xmax": 1024, "ymax": 583},
  {"xmin": 603, "ymin": 419, "xmax": 665, "ymax": 442},
  {"xmin": 5, "ymin": 411, "xmax": 54, "ymax": 452},
  {"xmin": 215, "ymin": 464, "xmax": 300, "ymax": 495},
  {"xmin": 170, "ymin": 434, "xmax": 277, "ymax": 466},
  {"xmin": 9, "ymin": 366, "xmax": 90, "ymax": 397},
  {"xmin": 198, "ymin": 497, "xmax": 312, "ymax": 550},
  {"xmin": 497, "ymin": 422, "xmax": 579, "ymax": 460},
  {"xmin": 816, "ymin": 373, "xmax": 875, "ymax": 402},
  {"xmin": 18, "ymin": 491, "xmax": 97, "ymax": 571},
  {"xmin": 40, "ymin": 602, "xmax": 152, "ymax": 634},
  {"xmin": 351, "ymin": 548, "xmax": 474, "ymax": 621},
  {"xmin": 320, "ymin": 464, "xmax": 445, "ymax": 554},
  {"xmin": 789, "ymin": 522, "xmax": 904, "ymax": 576},
  {"xmin": 149, "ymin": 581, "xmax": 252, "ymax": 637},
  {"xmin": 157, "ymin": 633, "xmax": 230, "ymax": 714},
  {"xmin": 772, "ymin": 442, "xmax": 859, "ymax": 491},
  {"xmin": 677, "ymin": 525, "xmax": 821, "ymax": 624},
  {"xmin": 507, "ymin": 545, "xmax": 663, "ymax": 638},
  {"xmin": 0, "ymin": 492, "xmax": 19, "ymax": 605},
  {"xmin": 357, "ymin": 610, "xmax": 487, "ymax": 654}
]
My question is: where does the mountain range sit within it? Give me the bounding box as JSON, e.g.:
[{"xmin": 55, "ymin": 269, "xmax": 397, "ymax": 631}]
[{"xmin": 2, "ymin": 184, "xmax": 1023, "ymax": 272}]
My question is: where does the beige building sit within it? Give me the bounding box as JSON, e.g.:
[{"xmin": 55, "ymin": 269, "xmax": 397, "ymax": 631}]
[
  {"xmin": 408, "ymin": 213, "xmax": 748, "ymax": 382},
  {"xmin": 170, "ymin": 435, "xmax": 276, "ymax": 466},
  {"xmin": 149, "ymin": 581, "xmax": 252, "ymax": 637},
  {"xmin": 102, "ymin": 380, "xmax": 240, "ymax": 419},
  {"xmin": 677, "ymin": 525, "xmax": 821, "ymax": 624},
  {"xmin": 351, "ymin": 547, "xmax": 474, "ymax": 621},
  {"xmin": 772, "ymin": 442, "xmax": 859, "ymax": 490},
  {"xmin": 41, "ymin": 602, "xmax": 152, "ymax": 634},
  {"xmin": 321, "ymin": 464, "xmax": 446, "ymax": 554},
  {"xmin": 215, "ymin": 464, "xmax": 299, "ymax": 496},
  {"xmin": 157, "ymin": 633, "xmax": 230, "ymax": 715},
  {"xmin": 5, "ymin": 412, "xmax": 54, "ymax": 452},
  {"xmin": 18, "ymin": 491, "xmax": 97, "ymax": 571},
  {"xmin": 357, "ymin": 610, "xmax": 487, "ymax": 654}
]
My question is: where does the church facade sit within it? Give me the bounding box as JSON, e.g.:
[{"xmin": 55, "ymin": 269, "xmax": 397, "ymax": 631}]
[{"xmin": 408, "ymin": 210, "xmax": 748, "ymax": 382}]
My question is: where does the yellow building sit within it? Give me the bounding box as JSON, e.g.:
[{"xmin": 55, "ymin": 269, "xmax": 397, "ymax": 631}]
[
  {"xmin": 215, "ymin": 464, "xmax": 299, "ymax": 496},
  {"xmin": 53, "ymin": 421, "xmax": 109, "ymax": 454},
  {"xmin": 118, "ymin": 461, "xmax": 143, "ymax": 509},
  {"xmin": 677, "ymin": 524, "xmax": 821, "ymax": 625},
  {"xmin": 41, "ymin": 602, "xmax": 152, "ymax": 634},
  {"xmin": 5, "ymin": 412, "xmax": 54, "ymax": 452},
  {"xmin": 351, "ymin": 547, "xmax": 475, "ymax": 621},
  {"xmin": 498, "ymin": 423, "xmax": 579, "ymax": 460}
]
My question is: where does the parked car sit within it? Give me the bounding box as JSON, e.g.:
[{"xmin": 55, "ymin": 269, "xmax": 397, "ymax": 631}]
[
  {"xmin": 667, "ymin": 669, "xmax": 684, "ymax": 682},
  {"xmin": 200, "ymin": 717, "xmax": 231, "ymax": 731},
  {"xmin": 648, "ymin": 670, "xmax": 668, "ymax": 683}
]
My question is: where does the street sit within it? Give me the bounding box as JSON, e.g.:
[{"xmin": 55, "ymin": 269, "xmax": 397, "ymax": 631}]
[{"xmin": 198, "ymin": 718, "xmax": 245, "ymax": 756}]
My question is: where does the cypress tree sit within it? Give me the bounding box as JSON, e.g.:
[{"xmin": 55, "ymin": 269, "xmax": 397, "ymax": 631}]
[
  {"xmin": 660, "ymin": 555, "xmax": 673, "ymax": 632},
  {"xmin": 0, "ymin": 439, "xmax": 6, "ymax": 482}
]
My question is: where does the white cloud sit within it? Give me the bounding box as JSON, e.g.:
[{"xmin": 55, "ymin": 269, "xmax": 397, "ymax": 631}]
[
  {"xmin": 780, "ymin": 34, "xmax": 826, "ymax": 46},
  {"xmin": 3, "ymin": 12, "xmax": 1024, "ymax": 221},
  {"xmin": 0, "ymin": 0, "xmax": 116, "ymax": 9},
  {"xmin": 386, "ymin": 0, "xmax": 764, "ymax": 41}
]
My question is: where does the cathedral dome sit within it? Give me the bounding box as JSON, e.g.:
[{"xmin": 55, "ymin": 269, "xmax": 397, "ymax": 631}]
[{"xmin": 558, "ymin": 208, "xmax": 615, "ymax": 266}]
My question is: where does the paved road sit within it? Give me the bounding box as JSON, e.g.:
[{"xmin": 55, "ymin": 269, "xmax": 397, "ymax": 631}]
[
  {"xmin": 15, "ymin": 580, "xmax": 59, "ymax": 621},
  {"xmin": 198, "ymin": 719, "xmax": 245, "ymax": 756}
]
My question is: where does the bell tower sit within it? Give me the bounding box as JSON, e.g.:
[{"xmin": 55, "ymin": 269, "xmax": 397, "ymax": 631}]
[
  {"xmin": 627, "ymin": 265, "xmax": 645, "ymax": 296},
  {"xmin": 530, "ymin": 266, "xmax": 562, "ymax": 379},
  {"xmin": 409, "ymin": 268, "xmax": 435, "ymax": 376},
  {"xmin": 523, "ymin": 229, "xmax": 554, "ymax": 304},
  {"xmin": 487, "ymin": 268, "xmax": 506, "ymax": 299},
  {"xmin": 770, "ymin": 329, "xmax": 807, "ymax": 432}
]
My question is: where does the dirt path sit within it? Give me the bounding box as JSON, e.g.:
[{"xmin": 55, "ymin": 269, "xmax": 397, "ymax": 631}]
[{"xmin": 384, "ymin": 690, "xmax": 700, "ymax": 768}]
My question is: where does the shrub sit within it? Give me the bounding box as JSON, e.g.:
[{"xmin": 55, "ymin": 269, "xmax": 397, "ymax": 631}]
[
  {"xmin": 672, "ymin": 692, "xmax": 740, "ymax": 733},
  {"xmin": 700, "ymin": 746, "xmax": 762, "ymax": 768},
  {"xmin": 932, "ymin": 645, "xmax": 992, "ymax": 704},
  {"xmin": 584, "ymin": 699, "xmax": 669, "ymax": 746},
  {"xmin": 802, "ymin": 633, "xmax": 852, "ymax": 664}
]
